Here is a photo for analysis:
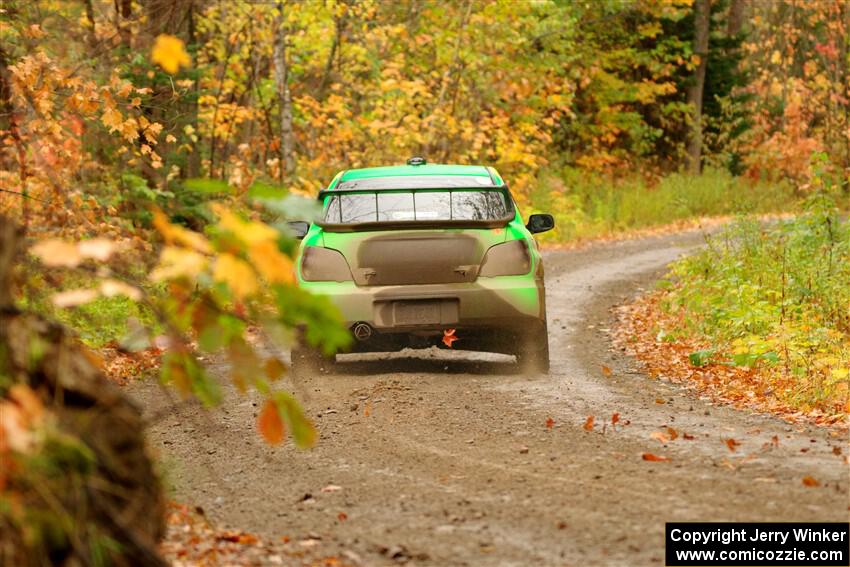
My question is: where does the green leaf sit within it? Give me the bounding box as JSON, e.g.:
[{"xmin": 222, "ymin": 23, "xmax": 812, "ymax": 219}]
[
  {"xmin": 160, "ymin": 351, "xmax": 221, "ymax": 406},
  {"xmin": 274, "ymin": 390, "xmax": 316, "ymax": 448},
  {"xmin": 731, "ymin": 352, "xmax": 758, "ymax": 367},
  {"xmin": 247, "ymin": 181, "xmax": 286, "ymax": 199},
  {"xmin": 183, "ymin": 177, "xmax": 232, "ymax": 194},
  {"xmin": 688, "ymin": 349, "xmax": 714, "ymax": 367},
  {"xmin": 759, "ymin": 351, "xmax": 780, "ymax": 365}
]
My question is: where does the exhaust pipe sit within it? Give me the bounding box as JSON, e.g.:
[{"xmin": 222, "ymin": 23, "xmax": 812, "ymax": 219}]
[{"xmin": 352, "ymin": 322, "xmax": 372, "ymax": 341}]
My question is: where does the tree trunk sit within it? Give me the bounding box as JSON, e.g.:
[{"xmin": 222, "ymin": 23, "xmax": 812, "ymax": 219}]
[
  {"xmin": 424, "ymin": 0, "xmax": 472, "ymax": 158},
  {"xmin": 114, "ymin": 0, "xmax": 132, "ymax": 46},
  {"xmin": 726, "ymin": 0, "xmax": 745, "ymax": 37},
  {"xmin": 318, "ymin": 8, "xmax": 343, "ymax": 101},
  {"xmin": 687, "ymin": 0, "xmax": 711, "ymax": 174},
  {"xmin": 83, "ymin": 0, "xmax": 98, "ymax": 48},
  {"xmin": 273, "ymin": 1, "xmax": 296, "ymax": 182},
  {"xmin": 0, "ymin": 217, "xmax": 167, "ymax": 567},
  {"xmin": 186, "ymin": 0, "xmax": 201, "ymax": 177}
]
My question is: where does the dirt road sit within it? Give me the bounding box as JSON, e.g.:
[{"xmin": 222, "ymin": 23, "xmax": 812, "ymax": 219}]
[{"xmin": 132, "ymin": 231, "xmax": 849, "ymax": 566}]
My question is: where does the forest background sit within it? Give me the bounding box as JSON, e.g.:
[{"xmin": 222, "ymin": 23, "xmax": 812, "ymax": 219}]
[{"xmin": 2, "ymin": 0, "xmax": 848, "ymax": 242}]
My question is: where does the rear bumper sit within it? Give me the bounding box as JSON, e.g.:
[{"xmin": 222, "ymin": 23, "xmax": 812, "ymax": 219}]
[{"xmin": 300, "ymin": 275, "xmax": 545, "ymax": 334}]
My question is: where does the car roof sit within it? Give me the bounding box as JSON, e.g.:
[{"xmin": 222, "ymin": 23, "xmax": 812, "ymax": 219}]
[{"xmin": 326, "ymin": 164, "xmax": 505, "ymax": 193}]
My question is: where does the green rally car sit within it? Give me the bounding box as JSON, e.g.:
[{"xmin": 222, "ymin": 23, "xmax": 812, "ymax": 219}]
[{"xmin": 291, "ymin": 158, "xmax": 554, "ymax": 374}]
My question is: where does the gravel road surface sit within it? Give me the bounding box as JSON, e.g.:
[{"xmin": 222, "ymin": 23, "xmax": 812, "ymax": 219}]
[{"xmin": 132, "ymin": 230, "xmax": 849, "ymax": 566}]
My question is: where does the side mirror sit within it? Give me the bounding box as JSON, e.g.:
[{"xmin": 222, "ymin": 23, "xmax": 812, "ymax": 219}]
[
  {"xmin": 526, "ymin": 213, "xmax": 555, "ymax": 234},
  {"xmin": 287, "ymin": 221, "xmax": 310, "ymax": 240}
]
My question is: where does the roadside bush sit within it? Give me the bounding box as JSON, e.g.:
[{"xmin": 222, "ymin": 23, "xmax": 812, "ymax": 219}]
[{"xmin": 658, "ymin": 184, "xmax": 849, "ymax": 414}]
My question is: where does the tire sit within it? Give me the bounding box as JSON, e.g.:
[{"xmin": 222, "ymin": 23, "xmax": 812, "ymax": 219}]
[{"xmin": 514, "ymin": 321, "xmax": 550, "ymax": 374}]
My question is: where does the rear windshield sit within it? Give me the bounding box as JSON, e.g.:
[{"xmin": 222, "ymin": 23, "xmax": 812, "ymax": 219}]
[{"xmin": 323, "ymin": 190, "xmax": 510, "ymax": 223}]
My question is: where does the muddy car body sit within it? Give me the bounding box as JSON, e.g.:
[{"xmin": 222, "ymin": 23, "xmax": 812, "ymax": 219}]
[{"xmin": 293, "ymin": 159, "xmax": 554, "ymax": 373}]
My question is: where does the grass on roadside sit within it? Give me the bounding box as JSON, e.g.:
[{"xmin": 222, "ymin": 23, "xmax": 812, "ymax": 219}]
[
  {"xmin": 20, "ymin": 268, "xmax": 162, "ymax": 349},
  {"xmin": 529, "ymin": 167, "xmax": 799, "ymax": 244},
  {"xmin": 624, "ymin": 189, "xmax": 849, "ymax": 422}
]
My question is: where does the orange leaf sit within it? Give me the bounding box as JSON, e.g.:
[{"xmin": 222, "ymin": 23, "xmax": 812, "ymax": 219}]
[
  {"xmin": 725, "ymin": 438, "xmax": 741, "ymax": 452},
  {"xmin": 651, "ymin": 431, "xmax": 670, "ymax": 443},
  {"xmin": 655, "ymin": 398, "xmax": 666, "ymax": 404},
  {"xmin": 611, "ymin": 412, "xmax": 620, "ymax": 425},
  {"xmin": 642, "ymin": 453, "xmax": 669, "ymax": 462},
  {"xmin": 264, "ymin": 358, "xmax": 287, "ymax": 381},
  {"xmin": 258, "ymin": 400, "xmax": 285, "ymax": 445},
  {"xmin": 601, "ymin": 365, "xmax": 612, "ymax": 377},
  {"xmin": 666, "ymin": 427, "xmax": 678, "ymax": 440},
  {"xmin": 683, "ymin": 433, "xmax": 695, "ymax": 440},
  {"xmin": 583, "ymin": 415, "xmax": 594, "ymax": 431},
  {"xmin": 337, "ymin": 512, "xmax": 348, "ymax": 521},
  {"xmin": 545, "ymin": 417, "xmax": 555, "ymax": 429},
  {"xmin": 802, "ymin": 475, "xmax": 820, "ymax": 487},
  {"xmin": 442, "ymin": 328, "xmax": 459, "ymax": 348}
]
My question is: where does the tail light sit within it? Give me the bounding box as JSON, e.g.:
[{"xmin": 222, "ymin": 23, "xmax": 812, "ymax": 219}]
[
  {"xmin": 300, "ymin": 246, "xmax": 352, "ymax": 282},
  {"xmin": 479, "ymin": 240, "xmax": 530, "ymax": 277}
]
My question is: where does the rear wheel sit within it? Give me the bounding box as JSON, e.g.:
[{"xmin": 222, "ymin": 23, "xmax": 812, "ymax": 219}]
[{"xmin": 514, "ymin": 321, "xmax": 550, "ymax": 374}]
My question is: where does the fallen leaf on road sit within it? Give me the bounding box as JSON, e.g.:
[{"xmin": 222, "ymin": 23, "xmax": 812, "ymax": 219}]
[
  {"xmin": 601, "ymin": 365, "xmax": 612, "ymax": 377},
  {"xmin": 802, "ymin": 476, "xmax": 820, "ymax": 487},
  {"xmin": 583, "ymin": 415, "xmax": 594, "ymax": 431},
  {"xmin": 650, "ymin": 431, "xmax": 670, "ymax": 443},
  {"xmin": 258, "ymin": 400, "xmax": 285, "ymax": 445},
  {"xmin": 545, "ymin": 417, "xmax": 555, "ymax": 429},
  {"xmin": 337, "ymin": 512, "xmax": 348, "ymax": 521},
  {"xmin": 833, "ymin": 446, "xmax": 842, "ymax": 456},
  {"xmin": 364, "ymin": 401, "xmax": 371, "ymax": 417},
  {"xmin": 666, "ymin": 427, "xmax": 679, "ymax": 440},
  {"xmin": 683, "ymin": 433, "xmax": 695, "ymax": 440},
  {"xmin": 655, "ymin": 398, "xmax": 666, "ymax": 404},
  {"xmin": 217, "ymin": 531, "xmax": 259, "ymax": 545},
  {"xmin": 725, "ymin": 438, "xmax": 741, "ymax": 452},
  {"xmin": 642, "ymin": 453, "xmax": 669, "ymax": 462},
  {"xmin": 611, "ymin": 412, "xmax": 620, "ymax": 425}
]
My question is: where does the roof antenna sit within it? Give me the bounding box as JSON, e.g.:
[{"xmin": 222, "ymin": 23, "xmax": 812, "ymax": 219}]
[{"xmin": 406, "ymin": 156, "xmax": 426, "ymax": 166}]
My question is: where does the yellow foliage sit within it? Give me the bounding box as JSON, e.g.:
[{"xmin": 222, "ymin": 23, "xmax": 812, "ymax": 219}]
[
  {"xmin": 151, "ymin": 247, "xmax": 209, "ymax": 281},
  {"xmin": 213, "ymin": 253, "xmax": 258, "ymax": 299},
  {"xmin": 153, "ymin": 210, "xmax": 212, "ymax": 253},
  {"xmin": 213, "ymin": 205, "xmax": 278, "ymax": 245},
  {"xmin": 248, "ymin": 240, "xmax": 294, "ymax": 285},
  {"xmin": 151, "ymin": 34, "xmax": 191, "ymax": 74}
]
